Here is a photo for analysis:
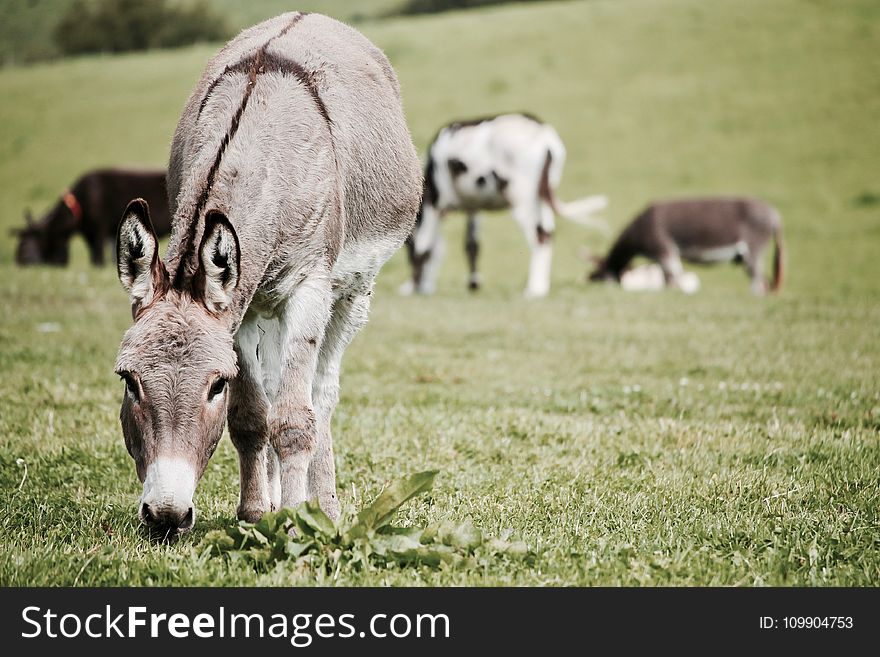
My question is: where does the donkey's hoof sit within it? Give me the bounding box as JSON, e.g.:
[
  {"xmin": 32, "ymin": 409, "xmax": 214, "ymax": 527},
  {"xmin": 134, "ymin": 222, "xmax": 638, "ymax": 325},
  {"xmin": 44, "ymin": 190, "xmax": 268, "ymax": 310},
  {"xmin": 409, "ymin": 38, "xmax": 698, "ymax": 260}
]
[
  {"xmin": 237, "ymin": 504, "xmax": 269, "ymax": 523},
  {"xmin": 304, "ymin": 490, "xmax": 341, "ymax": 521},
  {"xmin": 320, "ymin": 493, "xmax": 341, "ymax": 522}
]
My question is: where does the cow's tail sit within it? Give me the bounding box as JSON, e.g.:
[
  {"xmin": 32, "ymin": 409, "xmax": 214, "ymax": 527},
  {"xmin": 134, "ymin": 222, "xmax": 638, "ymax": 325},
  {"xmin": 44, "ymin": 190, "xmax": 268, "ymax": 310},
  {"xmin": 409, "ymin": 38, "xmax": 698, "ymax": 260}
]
[
  {"xmin": 538, "ymin": 150, "xmax": 609, "ymax": 233},
  {"xmin": 770, "ymin": 228, "xmax": 784, "ymax": 293}
]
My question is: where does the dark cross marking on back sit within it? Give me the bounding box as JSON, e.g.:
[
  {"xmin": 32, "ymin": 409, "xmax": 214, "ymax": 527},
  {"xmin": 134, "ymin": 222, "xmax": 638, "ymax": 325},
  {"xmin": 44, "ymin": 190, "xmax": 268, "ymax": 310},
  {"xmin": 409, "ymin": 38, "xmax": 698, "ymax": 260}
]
[{"xmin": 174, "ymin": 11, "xmax": 336, "ymax": 288}]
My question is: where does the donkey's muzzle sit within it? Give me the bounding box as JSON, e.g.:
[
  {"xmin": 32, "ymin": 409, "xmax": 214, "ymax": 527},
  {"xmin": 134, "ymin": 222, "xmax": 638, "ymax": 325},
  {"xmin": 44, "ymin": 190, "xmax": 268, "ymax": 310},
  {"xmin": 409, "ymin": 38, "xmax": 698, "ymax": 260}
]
[
  {"xmin": 138, "ymin": 456, "xmax": 198, "ymax": 536},
  {"xmin": 140, "ymin": 501, "xmax": 195, "ymax": 534}
]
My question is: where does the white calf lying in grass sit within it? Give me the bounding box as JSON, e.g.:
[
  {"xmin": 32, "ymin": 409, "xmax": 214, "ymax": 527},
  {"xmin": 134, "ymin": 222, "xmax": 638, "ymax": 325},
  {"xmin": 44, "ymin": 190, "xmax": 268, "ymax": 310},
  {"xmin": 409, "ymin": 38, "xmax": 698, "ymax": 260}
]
[{"xmin": 621, "ymin": 263, "xmax": 700, "ymax": 294}]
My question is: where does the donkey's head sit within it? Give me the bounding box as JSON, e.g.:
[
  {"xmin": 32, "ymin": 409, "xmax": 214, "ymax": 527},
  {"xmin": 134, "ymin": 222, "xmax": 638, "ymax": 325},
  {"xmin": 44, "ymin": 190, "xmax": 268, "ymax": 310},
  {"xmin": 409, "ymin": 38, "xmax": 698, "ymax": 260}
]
[
  {"xmin": 114, "ymin": 199, "xmax": 240, "ymax": 537},
  {"xmin": 12, "ymin": 210, "xmax": 42, "ymax": 265},
  {"xmin": 586, "ymin": 253, "xmax": 621, "ymax": 284},
  {"xmin": 12, "ymin": 208, "xmax": 69, "ymax": 266}
]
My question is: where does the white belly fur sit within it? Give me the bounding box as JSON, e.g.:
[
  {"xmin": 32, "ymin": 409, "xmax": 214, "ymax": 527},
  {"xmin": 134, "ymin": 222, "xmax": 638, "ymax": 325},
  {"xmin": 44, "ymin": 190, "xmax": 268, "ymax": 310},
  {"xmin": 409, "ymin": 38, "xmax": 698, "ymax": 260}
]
[
  {"xmin": 236, "ymin": 236, "xmax": 401, "ymax": 404},
  {"xmin": 683, "ymin": 240, "xmax": 749, "ymax": 263}
]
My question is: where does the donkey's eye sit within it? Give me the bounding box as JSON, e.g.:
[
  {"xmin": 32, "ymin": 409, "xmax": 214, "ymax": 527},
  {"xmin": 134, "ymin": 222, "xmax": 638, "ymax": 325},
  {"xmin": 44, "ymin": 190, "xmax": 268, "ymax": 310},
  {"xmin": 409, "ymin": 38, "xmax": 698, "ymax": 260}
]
[
  {"xmin": 119, "ymin": 372, "xmax": 140, "ymax": 402},
  {"xmin": 208, "ymin": 377, "xmax": 227, "ymax": 401}
]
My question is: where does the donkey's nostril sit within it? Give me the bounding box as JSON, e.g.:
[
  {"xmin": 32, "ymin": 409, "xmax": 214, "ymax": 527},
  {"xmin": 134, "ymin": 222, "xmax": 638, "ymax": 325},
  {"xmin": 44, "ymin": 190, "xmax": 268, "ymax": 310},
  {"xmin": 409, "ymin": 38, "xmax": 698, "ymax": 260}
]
[
  {"xmin": 476, "ymin": 175, "xmax": 486, "ymax": 187},
  {"xmin": 140, "ymin": 501, "xmax": 194, "ymax": 532},
  {"xmin": 140, "ymin": 502, "xmax": 157, "ymax": 526},
  {"xmin": 179, "ymin": 506, "xmax": 195, "ymax": 531}
]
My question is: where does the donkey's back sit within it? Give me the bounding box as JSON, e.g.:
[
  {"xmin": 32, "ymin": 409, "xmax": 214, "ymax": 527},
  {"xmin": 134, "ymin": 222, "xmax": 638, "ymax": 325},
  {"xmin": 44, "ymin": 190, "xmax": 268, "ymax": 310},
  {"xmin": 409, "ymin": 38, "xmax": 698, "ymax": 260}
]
[{"xmin": 167, "ymin": 12, "xmax": 421, "ymax": 290}]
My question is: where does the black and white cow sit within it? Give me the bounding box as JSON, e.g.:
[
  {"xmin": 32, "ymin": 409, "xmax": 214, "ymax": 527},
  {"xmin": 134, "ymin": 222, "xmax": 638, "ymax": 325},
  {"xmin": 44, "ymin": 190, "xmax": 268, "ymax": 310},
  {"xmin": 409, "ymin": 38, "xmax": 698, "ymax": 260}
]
[{"xmin": 402, "ymin": 113, "xmax": 607, "ymax": 298}]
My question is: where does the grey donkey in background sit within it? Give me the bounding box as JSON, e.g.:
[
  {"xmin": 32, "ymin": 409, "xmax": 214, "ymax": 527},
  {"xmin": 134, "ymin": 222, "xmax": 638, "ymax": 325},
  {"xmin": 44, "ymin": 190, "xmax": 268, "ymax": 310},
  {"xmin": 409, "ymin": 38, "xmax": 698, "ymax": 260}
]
[
  {"xmin": 589, "ymin": 197, "xmax": 784, "ymax": 295},
  {"xmin": 113, "ymin": 12, "xmax": 421, "ymax": 538}
]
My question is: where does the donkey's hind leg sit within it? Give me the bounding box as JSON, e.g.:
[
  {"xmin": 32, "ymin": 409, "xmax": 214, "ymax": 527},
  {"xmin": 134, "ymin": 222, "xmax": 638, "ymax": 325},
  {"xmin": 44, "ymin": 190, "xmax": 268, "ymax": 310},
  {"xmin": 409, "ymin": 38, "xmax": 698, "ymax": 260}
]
[
  {"xmin": 744, "ymin": 244, "xmax": 768, "ymax": 296},
  {"xmin": 309, "ymin": 277, "xmax": 375, "ymax": 519},
  {"xmin": 88, "ymin": 233, "xmax": 107, "ymax": 266},
  {"xmin": 658, "ymin": 251, "xmax": 684, "ymax": 289}
]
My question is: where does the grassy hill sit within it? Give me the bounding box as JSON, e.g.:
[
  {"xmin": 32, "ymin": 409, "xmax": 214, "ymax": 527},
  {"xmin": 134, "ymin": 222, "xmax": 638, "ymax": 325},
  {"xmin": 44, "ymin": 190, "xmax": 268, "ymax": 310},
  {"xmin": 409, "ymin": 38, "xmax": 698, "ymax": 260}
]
[
  {"xmin": 0, "ymin": 0, "xmax": 878, "ymax": 585},
  {"xmin": 0, "ymin": 0, "xmax": 403, "ymax": 64}
]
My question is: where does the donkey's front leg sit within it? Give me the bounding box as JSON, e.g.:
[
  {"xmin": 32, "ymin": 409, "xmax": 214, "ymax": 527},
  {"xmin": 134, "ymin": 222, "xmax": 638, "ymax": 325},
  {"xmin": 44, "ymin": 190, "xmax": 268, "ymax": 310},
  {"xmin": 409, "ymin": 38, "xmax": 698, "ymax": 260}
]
[
  {"xmin": 268, "ymin": 276, "xmax": 333, "ymax": 512},
  {"xmin": 229, "ymin": 318, "xmax": 272, "ymax": 522}
]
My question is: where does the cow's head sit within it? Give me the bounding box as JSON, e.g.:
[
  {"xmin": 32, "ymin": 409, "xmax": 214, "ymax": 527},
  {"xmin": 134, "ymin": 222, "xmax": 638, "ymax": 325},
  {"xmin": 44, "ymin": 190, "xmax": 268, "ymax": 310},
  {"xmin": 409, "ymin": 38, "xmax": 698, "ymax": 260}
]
[
  {"xmin": 12, "ymin": 209, "xmax": 69, "ymax": 266},
  {"xmin": 114, "ymin": 199, "xmax": 240, "ymax": 538},
  {"xmin": 446, "ymin": 157, "xmax": 507, "ymax": 206}
]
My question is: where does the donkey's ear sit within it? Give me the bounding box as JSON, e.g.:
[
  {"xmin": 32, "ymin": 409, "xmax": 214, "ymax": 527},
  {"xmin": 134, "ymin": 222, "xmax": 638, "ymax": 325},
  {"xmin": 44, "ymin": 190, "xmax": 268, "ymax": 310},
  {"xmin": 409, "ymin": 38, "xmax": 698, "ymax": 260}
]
[
  {"xmin": 117, "ymin": 198, "xmax": 168, "ymax": 315},
  {"xmin": 11, "ymin": 209, "xmax": 35, "ymax": 235},
  {"xmin": 196, "ymin": 210, "xmax": 240, "ymax": 313}
]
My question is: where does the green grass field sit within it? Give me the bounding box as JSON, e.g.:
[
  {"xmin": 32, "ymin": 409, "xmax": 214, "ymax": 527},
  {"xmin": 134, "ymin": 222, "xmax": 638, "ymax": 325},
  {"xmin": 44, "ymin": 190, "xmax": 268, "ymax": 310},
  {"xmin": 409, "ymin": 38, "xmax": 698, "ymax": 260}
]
[
  {"xmin": 0, "ymin": 0, "xmax": 402, "ymax": 64},
  {"xmin": 0, "ymin": 0, "xmax": 878, "ymax": 585}
]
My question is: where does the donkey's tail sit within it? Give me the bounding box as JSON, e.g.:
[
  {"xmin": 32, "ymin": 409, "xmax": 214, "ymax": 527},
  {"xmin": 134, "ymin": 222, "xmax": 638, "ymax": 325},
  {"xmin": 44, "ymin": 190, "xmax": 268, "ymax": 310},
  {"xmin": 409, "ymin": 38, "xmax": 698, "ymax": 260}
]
[
  {"xmin": 538, "ymin": 150, "xmax": 609, "ymax": 233},
  {"xmin": 770, "ymin": 229, "xmax": 784, "ymax": 293}
]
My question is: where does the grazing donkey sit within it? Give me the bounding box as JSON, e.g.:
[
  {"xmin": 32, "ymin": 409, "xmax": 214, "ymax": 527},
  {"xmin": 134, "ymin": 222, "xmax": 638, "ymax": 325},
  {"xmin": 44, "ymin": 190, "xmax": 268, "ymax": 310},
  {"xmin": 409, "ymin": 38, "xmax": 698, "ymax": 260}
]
[
  {"xmin": 402, "ymin": 113, "xmax": 607, "ymax": 298},
  {"xmin": 14, "ymin": 168, "xmax": 170, "ymax": 266},
  {"xmin": 113, "ymin": 12, "xmax": 421, "ymax": 536},
  {"xmin": 588, "ymin": 197, "xmax": 784, "ymax": 295}
]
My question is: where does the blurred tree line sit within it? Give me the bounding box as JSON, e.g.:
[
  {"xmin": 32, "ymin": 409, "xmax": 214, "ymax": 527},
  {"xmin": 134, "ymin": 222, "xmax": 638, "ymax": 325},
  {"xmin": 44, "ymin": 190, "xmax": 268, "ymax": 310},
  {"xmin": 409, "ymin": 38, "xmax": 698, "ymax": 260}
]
[
  {"xmin": 395, "ymin": 0, "xmax": 549, "ymax": 15},
  {"xmin": 0, "ymin": 0, "xmax": 558, "ymax": 65},
  {"xmin": 54, "ymin": 0, "xmax": 229, "ymax": 56}
]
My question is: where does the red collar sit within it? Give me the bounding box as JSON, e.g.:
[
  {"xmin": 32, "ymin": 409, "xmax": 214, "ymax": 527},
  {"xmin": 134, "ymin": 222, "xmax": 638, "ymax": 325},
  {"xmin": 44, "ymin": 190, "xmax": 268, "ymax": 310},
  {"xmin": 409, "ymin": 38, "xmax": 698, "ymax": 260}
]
[{"xmin": 62, "ymin": 190, "xmax": 83, "ymax": 224}]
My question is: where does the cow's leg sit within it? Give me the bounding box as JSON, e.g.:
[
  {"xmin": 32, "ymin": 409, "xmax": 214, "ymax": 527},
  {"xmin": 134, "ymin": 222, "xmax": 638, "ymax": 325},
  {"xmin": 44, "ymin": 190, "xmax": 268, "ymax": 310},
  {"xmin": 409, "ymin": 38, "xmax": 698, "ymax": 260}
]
[
  {"xmin": 512, "ymin": 199, "xmax": 553, "ymax": 298},
  {"xmin": 267, "ymin": 274, "xmax": 333, "ymax": 512},
  {"xmin": 229, "ymin": 316, "xmax": 272, "ymax": 522},
  {"xmin": 465, "ymin": 212, "xmax": 481, "ymax": 290},
  {"xmin": 406, "ymin": 204, "xmax": 445, "ymax": 295},
  {"xmin": 308, "ymin": 277, "xmax": 374, "ymax": 519},
  {"xmin": 419, "ymin": 232, "xmax": 445, "ymax": 295}
]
